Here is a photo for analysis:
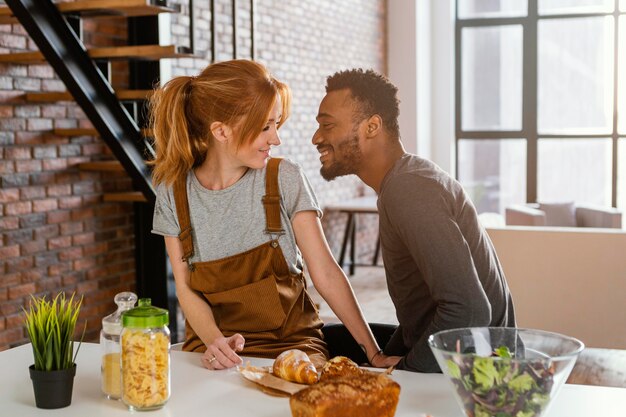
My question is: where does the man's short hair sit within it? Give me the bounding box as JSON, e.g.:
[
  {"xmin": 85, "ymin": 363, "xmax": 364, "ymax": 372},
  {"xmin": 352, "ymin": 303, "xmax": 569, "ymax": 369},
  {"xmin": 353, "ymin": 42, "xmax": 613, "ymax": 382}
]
[{"xmin": 325, "ymin": 69, "xmax": 400, "ymax": 139}]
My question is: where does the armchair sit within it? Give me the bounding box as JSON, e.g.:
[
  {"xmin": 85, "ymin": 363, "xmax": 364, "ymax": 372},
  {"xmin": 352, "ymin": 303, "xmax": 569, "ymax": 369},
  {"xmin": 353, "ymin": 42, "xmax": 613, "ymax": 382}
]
[{"xmin": 505, "ymin": 202, "xmax": 623, "ymax": 228}]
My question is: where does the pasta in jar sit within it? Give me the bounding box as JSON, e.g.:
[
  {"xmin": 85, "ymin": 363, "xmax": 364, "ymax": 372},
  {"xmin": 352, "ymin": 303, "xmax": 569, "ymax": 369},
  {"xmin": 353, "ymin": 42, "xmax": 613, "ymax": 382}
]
[{"xmin": 120, "ymin": 299, "xmax": 170, "ymax": 411}]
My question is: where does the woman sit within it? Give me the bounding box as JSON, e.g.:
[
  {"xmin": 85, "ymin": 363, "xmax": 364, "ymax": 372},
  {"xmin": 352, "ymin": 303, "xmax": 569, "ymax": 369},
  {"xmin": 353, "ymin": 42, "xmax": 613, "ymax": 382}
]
[{"xmin": 150, "ymin": 59, "xmax": 399, "ymax": 370}]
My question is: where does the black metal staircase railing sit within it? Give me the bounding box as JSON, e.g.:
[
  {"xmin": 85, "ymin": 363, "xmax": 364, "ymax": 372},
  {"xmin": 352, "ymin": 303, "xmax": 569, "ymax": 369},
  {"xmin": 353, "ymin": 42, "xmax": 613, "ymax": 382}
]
[
  {"xmin": 4, "ymin": 0, "xmax": 172, "ymax": 335},
  {"xmin": 5, "ymin": 0, "xmax": 156, "ymax": 203}
]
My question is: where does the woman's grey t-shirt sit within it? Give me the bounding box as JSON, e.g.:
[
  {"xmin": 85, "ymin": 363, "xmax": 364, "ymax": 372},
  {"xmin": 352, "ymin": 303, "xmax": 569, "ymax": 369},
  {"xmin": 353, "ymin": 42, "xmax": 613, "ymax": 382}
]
[{"xmin": 151, "ymin": 159, "xmax": 322, "ymax": 274}]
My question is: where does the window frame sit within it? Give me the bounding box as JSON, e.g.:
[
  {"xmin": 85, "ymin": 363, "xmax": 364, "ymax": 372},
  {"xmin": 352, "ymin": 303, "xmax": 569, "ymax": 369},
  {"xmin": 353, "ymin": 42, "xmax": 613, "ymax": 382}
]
[{"xmin": 455, "ymin": 0, "xmax": 623, "ymax": 207}]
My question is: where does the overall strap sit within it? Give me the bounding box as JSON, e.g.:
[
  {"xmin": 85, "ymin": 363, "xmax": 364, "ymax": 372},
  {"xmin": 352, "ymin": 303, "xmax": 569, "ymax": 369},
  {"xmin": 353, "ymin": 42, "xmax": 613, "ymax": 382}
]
[
  {"xmin": 173, "ymin": 176, "xmax": 194, "ymax": 263},
  {"xmin": 263, "ymin": 157, "xmax": 285, "ymax": 234}
]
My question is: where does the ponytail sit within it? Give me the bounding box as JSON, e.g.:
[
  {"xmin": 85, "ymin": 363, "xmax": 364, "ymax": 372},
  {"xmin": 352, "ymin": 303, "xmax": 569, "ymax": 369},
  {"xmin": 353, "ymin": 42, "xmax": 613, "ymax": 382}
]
[{"xmin": 149, "ymin": 76, "xmax": 208, "ymax": 186}]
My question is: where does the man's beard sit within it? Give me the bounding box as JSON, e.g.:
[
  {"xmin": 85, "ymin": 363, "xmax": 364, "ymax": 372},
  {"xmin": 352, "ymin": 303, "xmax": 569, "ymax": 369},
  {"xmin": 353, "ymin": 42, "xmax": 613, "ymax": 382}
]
[{"xmin": 320, "ymin": 132, "xmax": 362, "ymax": 181}]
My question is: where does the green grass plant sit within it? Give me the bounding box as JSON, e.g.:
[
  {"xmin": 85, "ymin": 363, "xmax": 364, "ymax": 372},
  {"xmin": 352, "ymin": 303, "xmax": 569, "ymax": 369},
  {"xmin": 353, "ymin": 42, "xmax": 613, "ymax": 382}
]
[{"xmin": 23, "ymin": 293, "xmax": 85, "ymax": 371}]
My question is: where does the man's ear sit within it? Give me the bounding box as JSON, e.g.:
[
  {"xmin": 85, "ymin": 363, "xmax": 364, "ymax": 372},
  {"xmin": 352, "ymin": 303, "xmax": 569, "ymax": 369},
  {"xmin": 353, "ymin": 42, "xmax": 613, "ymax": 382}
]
[
  {"xmin": 210, "ymin": 121, "xmax": 232, "ymax": 144},
  {"xmin": 365, "ymin": 115, "xmax": 383, "ymax": 138}
]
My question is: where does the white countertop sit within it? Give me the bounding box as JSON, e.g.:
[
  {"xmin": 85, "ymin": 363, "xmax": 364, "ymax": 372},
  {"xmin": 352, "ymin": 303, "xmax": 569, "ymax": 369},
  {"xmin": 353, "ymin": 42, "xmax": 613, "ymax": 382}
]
[{"xmin": 2, "ymin": 342, "xmax": 625, "ymax": 416}]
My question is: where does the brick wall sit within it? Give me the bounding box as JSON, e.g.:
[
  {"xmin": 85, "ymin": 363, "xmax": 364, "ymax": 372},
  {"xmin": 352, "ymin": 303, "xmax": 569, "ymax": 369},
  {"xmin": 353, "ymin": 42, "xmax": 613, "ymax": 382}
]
[
  {"xmin": 0, "ymin": 0, "xmax": 386, "ymax": 349},
  {"xmin": 170, "ymin": 0, "xmax": 386, "ymax": 258},
  {"xmin": 0, "ymin": 12, "xmax": 136, "ymax": 350}
]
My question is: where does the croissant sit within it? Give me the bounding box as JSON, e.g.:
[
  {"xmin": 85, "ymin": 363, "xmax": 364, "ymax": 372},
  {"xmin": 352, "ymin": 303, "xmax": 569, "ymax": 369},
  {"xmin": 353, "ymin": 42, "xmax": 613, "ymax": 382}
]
[{"xmin": 273, "ymin": 349, "xmax": 319, "ymax": 385}]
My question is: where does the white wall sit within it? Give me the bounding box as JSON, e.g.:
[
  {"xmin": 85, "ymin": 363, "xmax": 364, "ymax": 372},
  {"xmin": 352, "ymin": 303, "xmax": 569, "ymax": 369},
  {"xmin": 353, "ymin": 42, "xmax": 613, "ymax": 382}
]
[
  {"xmin": 387, "ymin": 0, "xmax": 455, "ymax": 173},
  {"xmin": 430, "ymin": 0, "xmax": 455, "ymax": 175},
  {"xmin": 487, "ymin": 226, "xmax": 626, "ymax": 349},
  {"xmin": 387, "ymin": 0, "xmax": 418, "ymax": 155}
]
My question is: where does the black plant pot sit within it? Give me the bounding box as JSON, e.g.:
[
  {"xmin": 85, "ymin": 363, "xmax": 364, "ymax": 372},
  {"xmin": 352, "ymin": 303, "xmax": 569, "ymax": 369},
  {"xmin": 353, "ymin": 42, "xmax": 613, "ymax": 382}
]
[{"xmin": 29, "ymin": 364, "xmax": 77, "ymax": 409}]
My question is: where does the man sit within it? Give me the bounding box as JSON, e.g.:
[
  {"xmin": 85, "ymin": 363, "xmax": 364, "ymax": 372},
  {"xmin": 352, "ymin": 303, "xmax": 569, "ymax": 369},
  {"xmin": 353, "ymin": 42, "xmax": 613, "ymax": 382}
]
[{"xmin": 313, "ymin": 69, "xmax": 516, "ymax": 372}]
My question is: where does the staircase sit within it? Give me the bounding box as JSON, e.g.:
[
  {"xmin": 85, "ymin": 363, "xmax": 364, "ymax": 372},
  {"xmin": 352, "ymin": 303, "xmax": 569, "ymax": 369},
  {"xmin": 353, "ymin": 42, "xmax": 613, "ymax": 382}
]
[
  {"xmin": 0, "ymin": 0, "xmax": 179, "ymax": 24},
  {"xmin": 1, "ymin": 0, "xmax": 203, "ymax": 341}
]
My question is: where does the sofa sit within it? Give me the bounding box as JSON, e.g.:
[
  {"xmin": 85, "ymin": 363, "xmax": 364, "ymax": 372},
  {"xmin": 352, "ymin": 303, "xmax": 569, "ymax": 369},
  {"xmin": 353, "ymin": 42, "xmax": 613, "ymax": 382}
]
[
  {"xmin": 487, "ymin": 226, "xmax": 626, "ymax": 349},
  {"xmin": 505, "ymin": 202, "xmax": 623, "ymax": 228}
]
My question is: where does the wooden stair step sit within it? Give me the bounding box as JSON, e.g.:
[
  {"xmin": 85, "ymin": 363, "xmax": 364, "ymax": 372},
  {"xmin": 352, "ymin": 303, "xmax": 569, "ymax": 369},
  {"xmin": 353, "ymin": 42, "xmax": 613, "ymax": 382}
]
[
  {"xmin": 52, "ymin": 127, "xmax": 152, "ymax": 137},
  {"xmin": 78, "ymin": 161, "xmax": 125, "ymax": 171},
  {"xmin": 0, "ymin": 45, "xmax": 193, "ymax": 64},
  {"xmin": 24, "ymin": 89, "xmax": 153, "ymax": 102},
  {"xmin": 0, "ymin": 0, "xmax": 179, "ymax": 25},
  {"xmin": 104, "ymin": 192, "xmax": 147, "ymax": 202}
]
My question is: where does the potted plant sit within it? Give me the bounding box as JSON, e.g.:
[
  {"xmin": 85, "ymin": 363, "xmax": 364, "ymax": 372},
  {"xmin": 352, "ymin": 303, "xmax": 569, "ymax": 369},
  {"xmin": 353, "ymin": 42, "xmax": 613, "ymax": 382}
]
[{"xmin": 23, "ymin": 292, "xmax": 85, "ymax": 409}]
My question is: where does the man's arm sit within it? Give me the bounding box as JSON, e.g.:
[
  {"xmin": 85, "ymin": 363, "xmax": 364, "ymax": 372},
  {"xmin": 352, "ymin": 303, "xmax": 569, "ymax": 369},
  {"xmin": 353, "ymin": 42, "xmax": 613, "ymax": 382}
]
[{"xmin": 382, "ymin": 175, "xmax": 492, "ymax": 372}]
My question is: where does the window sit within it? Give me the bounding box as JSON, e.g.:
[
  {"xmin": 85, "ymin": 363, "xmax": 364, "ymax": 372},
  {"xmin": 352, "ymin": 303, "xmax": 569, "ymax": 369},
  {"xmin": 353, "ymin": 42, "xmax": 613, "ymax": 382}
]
[
  {"xmin": 458, "ymin": 139, "xmax": 526, "ymax": 213},
  {"xmin": 455, "ymin": 0, "xmax": 625, "ymax": 213},
  {"xmin": 537, "ymin": 138, "xmax": 612, "ymax": 205},
  {"xmin": 461, "ymin": 25, "xmax": 523, "ymax": 131},
  {"xmin": 538, "ymin": 16, "xmax": 614, "ymax": 135}
]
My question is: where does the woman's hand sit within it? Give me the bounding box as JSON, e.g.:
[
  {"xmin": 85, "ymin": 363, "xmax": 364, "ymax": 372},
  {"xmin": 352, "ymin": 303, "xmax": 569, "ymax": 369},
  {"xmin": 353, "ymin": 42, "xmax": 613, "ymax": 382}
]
[
  {"xmin": 201, "ymin": 333, "xmax": 245, "ymax": 370},
  {"xmin": 370, "ymin": 352, "xmax": 402, "ymax": 369}
]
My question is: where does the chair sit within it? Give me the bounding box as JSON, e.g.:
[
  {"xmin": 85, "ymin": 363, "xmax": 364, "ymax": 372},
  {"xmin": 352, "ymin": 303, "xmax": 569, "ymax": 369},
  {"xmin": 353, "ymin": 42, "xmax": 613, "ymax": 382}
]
[{"xmin": 505, "ymin": 202, "xmax": 623, "ymax": 228}]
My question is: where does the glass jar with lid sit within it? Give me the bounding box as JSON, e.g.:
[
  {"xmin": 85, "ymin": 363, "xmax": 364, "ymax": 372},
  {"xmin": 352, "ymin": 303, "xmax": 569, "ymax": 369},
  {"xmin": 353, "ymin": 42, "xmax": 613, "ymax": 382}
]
[
  {"xmin": 100, "ymin": 291, "xmax": 137, "ymax": 400},
  {"xmin": 121, "ymin": 298, "xmax": 170, "ymax": 411}
]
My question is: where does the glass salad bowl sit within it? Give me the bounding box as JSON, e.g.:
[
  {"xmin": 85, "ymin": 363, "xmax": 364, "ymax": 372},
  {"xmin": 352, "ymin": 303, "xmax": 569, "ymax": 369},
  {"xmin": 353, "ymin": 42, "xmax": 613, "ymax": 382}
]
[{"xmin": 428, "ymin": 327, "xmax": 584, "ymax": 417}]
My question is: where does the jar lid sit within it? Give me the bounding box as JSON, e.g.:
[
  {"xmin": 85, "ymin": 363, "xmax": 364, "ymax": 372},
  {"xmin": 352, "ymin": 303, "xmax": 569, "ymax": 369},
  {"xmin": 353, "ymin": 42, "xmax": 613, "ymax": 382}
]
[
  {"xmin": 102, "ymin": 291, "xmax": 137, "ymax": 335},
  {"xmin": 122, "ymin": 298, "xmax": 169, "ymax": 328}
]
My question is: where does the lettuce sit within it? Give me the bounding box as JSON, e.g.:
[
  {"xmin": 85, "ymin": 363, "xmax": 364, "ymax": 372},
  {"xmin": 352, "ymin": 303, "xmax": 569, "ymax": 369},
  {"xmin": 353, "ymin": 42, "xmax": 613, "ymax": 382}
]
[{"xmin": 446, "ymin": 345, "xmax": 555, "ymax": 417}]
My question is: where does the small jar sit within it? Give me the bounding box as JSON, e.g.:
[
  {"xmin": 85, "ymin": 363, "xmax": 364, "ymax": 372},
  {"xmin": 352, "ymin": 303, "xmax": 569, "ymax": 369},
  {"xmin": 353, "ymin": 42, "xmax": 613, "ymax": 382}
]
[
  {"xmin": 100, "ymin": 291, "xmax": 137, "ymax": 400},
  {"xmin": 121, "ymin": 298, "xmax": 170, "ymax": 411}
]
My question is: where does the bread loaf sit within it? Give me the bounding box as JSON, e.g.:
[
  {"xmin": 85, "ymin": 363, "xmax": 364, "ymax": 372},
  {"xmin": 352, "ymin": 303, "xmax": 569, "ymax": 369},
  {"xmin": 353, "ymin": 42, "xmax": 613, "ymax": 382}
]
[
  {"xmin": 289, "ymin": 370, "xmax": 401, "ymax": 417},
  {"xmin": 273, "ymin": 349, "xmax": 319, "ymax": 385},
  {"xmin": 319, "ymin": 356, "xmax": 361, "ymax": 381}
]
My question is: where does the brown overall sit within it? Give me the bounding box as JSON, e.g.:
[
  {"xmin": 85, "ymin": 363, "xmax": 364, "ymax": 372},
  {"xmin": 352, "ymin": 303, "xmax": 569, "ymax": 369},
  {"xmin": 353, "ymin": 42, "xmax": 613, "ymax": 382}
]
[{"xmin": 173, "ymin": 158, "xmax": 328, "ymax": 365}]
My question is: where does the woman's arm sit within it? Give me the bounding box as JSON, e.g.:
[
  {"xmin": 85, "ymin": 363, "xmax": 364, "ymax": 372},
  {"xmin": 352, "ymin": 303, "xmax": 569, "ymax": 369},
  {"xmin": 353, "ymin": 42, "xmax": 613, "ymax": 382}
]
[
  {"xmin": 164, "ymin": 236, "xmax": 244, "ymax": 369},
  {"xmin": 291, "ymin": 211, "xmax": 401, "ymax": 368}
]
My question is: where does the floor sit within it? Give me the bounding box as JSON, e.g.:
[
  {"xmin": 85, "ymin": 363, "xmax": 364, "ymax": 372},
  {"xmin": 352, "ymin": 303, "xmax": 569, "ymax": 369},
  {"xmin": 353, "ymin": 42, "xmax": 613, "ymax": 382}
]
[{"xmin": 308, "ymin": 266, "xmax": 626, "ymax": 388}]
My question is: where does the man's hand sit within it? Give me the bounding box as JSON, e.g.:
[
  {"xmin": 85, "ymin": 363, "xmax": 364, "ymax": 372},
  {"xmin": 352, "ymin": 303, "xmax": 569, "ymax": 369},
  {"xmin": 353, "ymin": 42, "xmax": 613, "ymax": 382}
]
[{"xmin": 370, "ymin": 352, "xmax": 402, "ymax": 368}]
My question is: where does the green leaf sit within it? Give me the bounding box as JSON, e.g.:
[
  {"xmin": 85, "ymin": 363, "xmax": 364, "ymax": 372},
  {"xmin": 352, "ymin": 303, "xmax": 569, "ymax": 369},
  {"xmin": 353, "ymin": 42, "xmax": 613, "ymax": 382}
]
[
  {"xmin": 498, "ymin": 360, "xmax": 513, "ymax": 383},
  {"xmin": 462, "ymin": 374, "xmax": 472, "ymax": 391},
  {"xmin": 473, "ymin": 357, "xmax": 499, "ymax": 390},
  {"xmin": 475, "ymin": 404, "xmax": 491, "ymax": 417},
  {"xmin": 516, "ymin": 410, "xmax": 535, "ymax": 417},
  {"xmin": 530, "ymin": 392, "xmax": 551, "ymax": 407},
  {"xmin": 495, "ymin": 345, "xmax": 512, "ymax": 358},
  {"xmin": 447, "ymin": 359, "xmax": 461, "ymax": 379},
  {"xmin": 509, "ymin": 373, "xmax": 535, "ymax": 393},
  {"xmin": 44, "ymin": 332, "xmax": 53, "ymax": 371}
]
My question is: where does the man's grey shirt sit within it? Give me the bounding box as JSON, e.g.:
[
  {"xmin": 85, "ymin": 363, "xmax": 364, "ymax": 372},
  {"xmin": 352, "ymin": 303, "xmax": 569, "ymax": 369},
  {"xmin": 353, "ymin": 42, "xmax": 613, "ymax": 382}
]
[{"xmin": 378, "ymin": 154, "xmax": 516, "ymax": 372}]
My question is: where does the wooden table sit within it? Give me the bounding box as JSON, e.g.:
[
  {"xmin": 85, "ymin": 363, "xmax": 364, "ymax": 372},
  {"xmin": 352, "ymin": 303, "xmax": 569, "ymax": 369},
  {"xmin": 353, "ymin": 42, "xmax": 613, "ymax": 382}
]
[
  {"xmin": 2, "ymin": 343, "xmax": 626, "ymax": 416},
  {"xmin": 325, "ymin": 196, "xmax": 381, "ymax": 275}
]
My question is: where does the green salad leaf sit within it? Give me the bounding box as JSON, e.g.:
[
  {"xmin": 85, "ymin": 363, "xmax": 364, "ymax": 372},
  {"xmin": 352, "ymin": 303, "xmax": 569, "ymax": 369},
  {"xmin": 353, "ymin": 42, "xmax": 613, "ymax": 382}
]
[
  {"xmin": 509, "ymin": 374, "xmax": 535, "ymax": 393},
  {"xmin": 473, "ymin": 357, "xmax": 500, "ymax": 389},
  {"xmin": 447, "ymin": 359, "xmax": 461, "ymax": 379},
  {"xmin": 495, "ymin": 346, "xmax": 512, "ymax": 358},
  {"xmin": 445, "ymin": 344, "xmax": 555, "ymax": 417}
]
